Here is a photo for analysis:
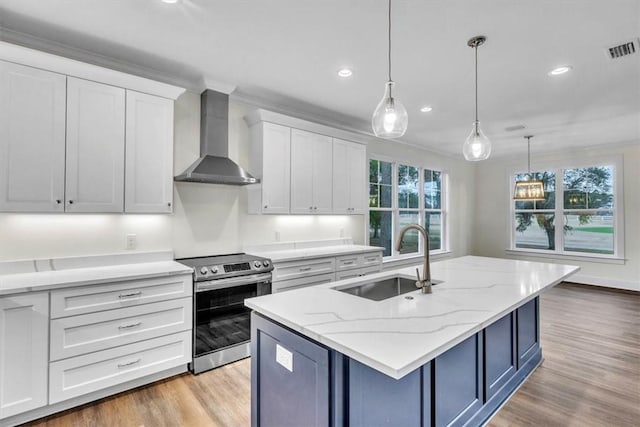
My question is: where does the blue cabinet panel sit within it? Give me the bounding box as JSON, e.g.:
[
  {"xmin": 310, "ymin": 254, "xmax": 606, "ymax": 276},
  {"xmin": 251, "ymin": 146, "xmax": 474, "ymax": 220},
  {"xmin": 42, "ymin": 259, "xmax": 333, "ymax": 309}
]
[
  {"xmin": 434, "ymin": 333, "xmax": 483, "ymax": 427},
  {"xmin": 348, "ymin": 359, "xmax": 422, "ymax": 427},
  {"xmin": 251, "ymin": 313, "xmax": 330, "ymax": 427},
  {"xmin": 517, "ymin": 298, "xmax": 539, "ymax": 368},
  {"xmin": 484, "ymin": 312, "xmax": 516, "ymax": 401}
]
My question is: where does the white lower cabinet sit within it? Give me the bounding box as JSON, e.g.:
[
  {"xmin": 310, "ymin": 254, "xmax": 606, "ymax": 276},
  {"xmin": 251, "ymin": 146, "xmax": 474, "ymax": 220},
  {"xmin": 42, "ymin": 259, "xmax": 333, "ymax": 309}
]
[
  {"xmin": 49, "ymin": 331, "xmax": 191, "ymax": 404},
  {"xmin": 0, "ymin": 273, "xmax": 193, "ymax": 422},
  {"xmin": 0, "ymin": 292, "xmax": 49, "ymax": 419},
  {"xmin": 272, "ymin": 250, "xmax": 383, "ymax": 293},
  {"xmin": 50, "ymin": 298, "xmax": 192, "ymax": 360}
]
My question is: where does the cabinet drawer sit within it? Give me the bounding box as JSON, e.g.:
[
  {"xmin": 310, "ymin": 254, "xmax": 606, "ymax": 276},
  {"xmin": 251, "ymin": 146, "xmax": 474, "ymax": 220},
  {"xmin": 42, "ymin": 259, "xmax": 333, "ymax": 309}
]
[
  {"xmin": 361, "ymin": 251, "xmax": 383, "ymax": 267},
  {"xmin": 50, "ymin": 297, "xmax": 192, "ymax": 361},
  {"xmin": 49, "ymin": 331, "xmax": 191, "ymax": 404},
  {"xmin": 273, "ymin": 257, "xmax": 335, "ymax": 282},
  {"xmin": 273, "ymin": 272, "xmax": 335, "ymax": 293},
  {"xmin": 335, "ymin": 265, "xmax": 381, "ymax": 281},
  {"xmin": 51, "ymin": 274, "xmax": 192, "ymax": 318},
  {"xmin": 335, "ymin": 252, "xmax": 383, "ymax": 271},
  {"xmin": 335, "ymin": 254, "xmax": 360, "ymax": 271}
]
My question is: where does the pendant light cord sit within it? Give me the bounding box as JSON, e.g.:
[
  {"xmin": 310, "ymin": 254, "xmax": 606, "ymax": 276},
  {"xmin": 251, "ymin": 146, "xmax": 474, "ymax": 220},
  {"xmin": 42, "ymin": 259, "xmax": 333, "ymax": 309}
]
[
  {"xmin": 527, "ymin": 136, "xmax": 531, "ymax": 174},
  {"xmin": 474, "ymin": 45, "xmax": 478, "ymax": 123},
  {"xmin": 388, "ymin": 0, "xmax": 392, "ymax": 82}
]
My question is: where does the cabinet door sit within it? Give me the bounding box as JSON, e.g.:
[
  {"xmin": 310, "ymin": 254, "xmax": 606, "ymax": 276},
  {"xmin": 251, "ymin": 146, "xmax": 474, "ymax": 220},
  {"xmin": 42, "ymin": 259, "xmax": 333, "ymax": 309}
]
[
  {"xmin": 290, "ymin": 129, "xmax": 316, "ymax": 214},
  {"xmin": 347, "ymin": 142, "xmax": 366, "ymax": 214},
  {"xmin": 0, "ymin": 61, "xmax": 66, "ymax": 212},
  {"xmin": 0, "ymin": 292, "xmax": 49, "ymax": 419},
  {"xmin": 261, "ymin": 123, "xmax": 291, "ymax": 214},
  {"xmin": 332, "ymin": 139, "xmax": 366, "ymax": 214},
  {"xmin": 66, "ymin": 77, "xmax": 125, "ymax": 212},
  {"xmin": 125, "ymin": 91, "xmax": 174, "ymax": 213},
  {"xmin": 311, "ymin": 134, "xmax": 333, "ymax": 213},
  {"xmin": 252, "ymin": 312, "xmax": 330, "ymax": 427}
]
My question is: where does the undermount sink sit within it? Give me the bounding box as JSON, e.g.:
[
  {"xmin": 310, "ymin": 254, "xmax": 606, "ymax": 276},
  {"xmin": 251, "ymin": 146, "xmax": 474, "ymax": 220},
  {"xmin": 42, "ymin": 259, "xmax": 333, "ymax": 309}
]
[{"xmin": 335, "ymin": 276, "xmax": 443, "ymax": 301}]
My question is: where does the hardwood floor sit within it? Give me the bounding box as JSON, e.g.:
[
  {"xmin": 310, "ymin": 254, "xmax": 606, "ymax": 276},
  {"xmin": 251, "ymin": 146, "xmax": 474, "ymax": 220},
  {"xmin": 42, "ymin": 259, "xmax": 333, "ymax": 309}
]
[{"xmin": 24, "ymin": 283, "xmax": 639, "ymax": 427}]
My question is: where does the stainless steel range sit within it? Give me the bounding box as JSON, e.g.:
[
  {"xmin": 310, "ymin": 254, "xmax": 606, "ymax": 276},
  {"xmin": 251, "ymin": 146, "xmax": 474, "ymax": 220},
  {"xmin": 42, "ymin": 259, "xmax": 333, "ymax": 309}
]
[{"xmin": 176, "ymin": 253, "xmax": 273, "ymax": 374}]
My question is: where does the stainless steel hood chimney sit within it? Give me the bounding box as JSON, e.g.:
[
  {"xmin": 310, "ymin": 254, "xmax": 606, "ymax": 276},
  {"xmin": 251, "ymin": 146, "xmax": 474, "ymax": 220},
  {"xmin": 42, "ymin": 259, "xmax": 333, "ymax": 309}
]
[{"xmin": 174, "ymin": 89, "xmax": 258, "ymax": 185}]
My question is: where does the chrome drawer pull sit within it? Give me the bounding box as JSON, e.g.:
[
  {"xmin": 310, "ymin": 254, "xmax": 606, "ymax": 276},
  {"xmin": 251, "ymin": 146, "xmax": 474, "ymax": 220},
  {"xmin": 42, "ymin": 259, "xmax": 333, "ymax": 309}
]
[
  {"xmin": 366, "ymin": 257, "xmax": 378, "ymax": 261},
  {"xmin": 118, "ymin": 322, "xmax": 142, "ymax": 330},
  {"xmin": 343, "ymin": 261, "xmax": 355, "ymax": 265},
  {"xmin": 118, "ymin": 291, "xmax": 142, "ymax": 299},
  {"xmin": 117, "ymin": 358, "xmax": 141, "ymax": 368},
  {"xmin": 299, "ymin": 267, "xmax": 312, "ymax": 271}
]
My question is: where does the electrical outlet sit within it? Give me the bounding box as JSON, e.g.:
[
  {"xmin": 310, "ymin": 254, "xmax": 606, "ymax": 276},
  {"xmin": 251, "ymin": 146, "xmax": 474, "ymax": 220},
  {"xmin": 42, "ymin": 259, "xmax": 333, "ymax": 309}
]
[
  {"xmin": 126, "ymin": 234, "xmax": 137, "ymax": 250},
  {"xmin": 339, "ymin": 228, "xmax": 345, "ymax": 237},
  {"xmin": 275, "ymin": 231, "xmax": 281, "ymax": 242}
]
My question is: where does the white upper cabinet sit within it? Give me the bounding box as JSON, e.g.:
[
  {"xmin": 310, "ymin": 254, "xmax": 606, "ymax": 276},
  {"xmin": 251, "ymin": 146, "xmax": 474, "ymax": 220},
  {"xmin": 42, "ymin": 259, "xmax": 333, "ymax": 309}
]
[
  {"xmin": 290, "ymin": 129, "xmax": 332, "ymax": 214},
  {"xmin": 0, "ymin": 61, "xmax": 66, "ymax": 212},
  {"xmin": 248, "ymin": 122, "xmax": 291, "ymax": 214},
  {"xmin": 125, "ymin": 91, "xmax": 174, "ymax": 213},
  {"xmin": 332, "ymin": 138, "xmax": 366, "ymax": 214},
  {"xmin": 65, "ymin": 77, "xmax": 125, "ymax": 213},
  {"xmin": 0, "ymin": 292, "xmax": 49, "ymax": 419}
]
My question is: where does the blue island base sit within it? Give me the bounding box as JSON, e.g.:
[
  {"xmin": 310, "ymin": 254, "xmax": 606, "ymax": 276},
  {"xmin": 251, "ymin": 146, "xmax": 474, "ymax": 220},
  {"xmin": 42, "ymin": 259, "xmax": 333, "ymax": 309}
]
[{"xmin": 251, "ymin": 297, "xmax": 540, "ymax": 427}]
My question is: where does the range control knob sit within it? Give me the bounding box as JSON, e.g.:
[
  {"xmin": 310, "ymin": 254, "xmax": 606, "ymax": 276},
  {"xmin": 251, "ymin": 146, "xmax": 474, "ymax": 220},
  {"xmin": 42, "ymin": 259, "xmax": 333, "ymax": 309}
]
[
  {"xmin": 263, "ymin": 260, "xmax": 270, "ymax": 267},
  {"xmin": 253, "ymin": 261, "xmax": 262, "ymax": 269},
  {"xmin": 210, "ymin": 266, "xmax": 219, "ymax": 274},
  {"xmin": 200, "ymin": 267, "xmax": 209, "ymax": 275}
]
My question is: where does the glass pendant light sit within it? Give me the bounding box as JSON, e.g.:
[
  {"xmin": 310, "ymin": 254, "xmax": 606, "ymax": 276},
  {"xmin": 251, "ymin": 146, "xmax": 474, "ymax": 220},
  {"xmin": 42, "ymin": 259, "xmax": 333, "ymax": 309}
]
[
  {"xmin": 372, "ymin": 0, "xmax": 408, "ymax": 138},
  {"xmin": 513, "ymin": 135, "xmax": 545, "ymax": 201},
  {"xmin": 463, "ymin": 36, "xmax": 491, "ymax": 161}
]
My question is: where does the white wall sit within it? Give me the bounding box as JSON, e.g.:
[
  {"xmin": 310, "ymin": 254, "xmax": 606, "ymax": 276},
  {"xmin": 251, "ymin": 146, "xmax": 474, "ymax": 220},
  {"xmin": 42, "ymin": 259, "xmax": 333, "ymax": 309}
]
[{"xmin": 472, "ymin": 143, "xmax": 640, "ymax": 290}]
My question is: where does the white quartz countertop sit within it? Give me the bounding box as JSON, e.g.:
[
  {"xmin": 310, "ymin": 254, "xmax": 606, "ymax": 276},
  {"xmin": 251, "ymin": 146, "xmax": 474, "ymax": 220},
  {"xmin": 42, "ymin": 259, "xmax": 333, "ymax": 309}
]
[
  {"xmin": 245, "ymin": 255, "xmax": 579, "ymax": 379},
  {"xmin": 0, "ymin": 259, "xmax": 193, "ymax": 295},
  {"xmin": 248, "ymin": 244, "xmax": 383, "ymax": 263}
]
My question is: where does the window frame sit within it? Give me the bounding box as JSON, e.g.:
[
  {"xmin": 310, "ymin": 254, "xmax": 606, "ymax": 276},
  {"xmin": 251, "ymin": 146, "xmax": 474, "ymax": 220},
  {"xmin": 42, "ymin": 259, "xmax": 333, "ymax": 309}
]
[
  {"xmin": 368, "ymin": 155, "xmax": 448, "ymax": 260},
  {"xmin": 508, "ymin": 155, "xmax": 624, "ymax": 260}
]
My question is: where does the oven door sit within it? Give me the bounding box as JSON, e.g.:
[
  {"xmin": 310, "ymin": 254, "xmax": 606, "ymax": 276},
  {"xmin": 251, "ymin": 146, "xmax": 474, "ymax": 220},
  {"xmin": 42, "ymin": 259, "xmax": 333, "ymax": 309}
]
[{"xmin": 194, "ymin": 273, "xmax": 271, "ymax": 358}]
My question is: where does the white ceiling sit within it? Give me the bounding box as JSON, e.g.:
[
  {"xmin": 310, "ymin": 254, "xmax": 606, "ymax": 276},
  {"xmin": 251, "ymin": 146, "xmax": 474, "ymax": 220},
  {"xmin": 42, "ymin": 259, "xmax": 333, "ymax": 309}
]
[{"xmin": 1, "ymin": 0, "xmax": 639, "ymax": 159}]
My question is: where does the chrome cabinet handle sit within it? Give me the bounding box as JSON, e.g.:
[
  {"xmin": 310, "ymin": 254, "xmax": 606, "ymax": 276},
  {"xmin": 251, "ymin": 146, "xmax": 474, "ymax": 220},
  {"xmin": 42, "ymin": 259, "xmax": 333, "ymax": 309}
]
[
  {"xmin": 118, "ymin": 322, "xmax": 142, "ymax": 330},
  {"xmin": 167, "ymin": 202, "xmax": 172, "ymax": 207},
  {"xmin": 68, "ymin": 200, "xmax": 74, "ymax": 204},
  {"xmin": 299, "ymin": 267, "xmax": 312, "ymax": 272},
  {"xmin": 366, "ymin": 257, "xmax": 378, "ymax": 261},
  {"xmin": 343, "ymin": 261, "xmax": 355, "ymax": 265},
  {"xmin": 55, "ymin": 199, "xmax": 62, "ymax": 204},
  {"xmin": 264, "ymin": 205, "xmax": 268, "ymax": 209},
  {"xmin": 117, "ymin": 358, "xmax": 141, "ymax": 368},
  {"xmin": 118, "ymin": 291, "xmax": 142, "ymax": 299}
]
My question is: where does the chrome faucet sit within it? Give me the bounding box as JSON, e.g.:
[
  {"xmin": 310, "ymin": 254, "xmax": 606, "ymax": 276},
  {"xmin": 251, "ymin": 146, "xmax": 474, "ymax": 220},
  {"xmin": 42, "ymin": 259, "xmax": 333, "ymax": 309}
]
[{"xmin": 395, "ymin": 224, "xmax": 432, "ymax": 294}]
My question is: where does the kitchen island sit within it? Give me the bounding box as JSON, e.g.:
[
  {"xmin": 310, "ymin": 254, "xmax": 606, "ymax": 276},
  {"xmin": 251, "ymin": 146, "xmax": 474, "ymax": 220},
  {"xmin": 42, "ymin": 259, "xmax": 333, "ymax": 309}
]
[{"xmin": 245, "ymin": 256, "xmax": 579, "ymax": 427}]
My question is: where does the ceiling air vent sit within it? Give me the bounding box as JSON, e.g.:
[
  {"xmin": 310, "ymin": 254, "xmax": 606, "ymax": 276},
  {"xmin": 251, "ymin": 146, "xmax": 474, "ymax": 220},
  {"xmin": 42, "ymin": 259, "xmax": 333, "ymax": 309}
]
[{"xmin": 605, "ymin": 38, "xmax": 639, "ymax": 59}]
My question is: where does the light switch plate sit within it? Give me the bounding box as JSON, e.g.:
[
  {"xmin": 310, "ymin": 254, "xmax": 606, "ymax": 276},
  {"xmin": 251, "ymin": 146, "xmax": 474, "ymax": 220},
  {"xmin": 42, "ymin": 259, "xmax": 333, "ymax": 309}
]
[
  {"xmin": 126, "ymin": 234, "xmax": 137, "ymax": 250},
  {"xmin": 276, "ymin": 344, "xmax": 293, "ymax": 372}
]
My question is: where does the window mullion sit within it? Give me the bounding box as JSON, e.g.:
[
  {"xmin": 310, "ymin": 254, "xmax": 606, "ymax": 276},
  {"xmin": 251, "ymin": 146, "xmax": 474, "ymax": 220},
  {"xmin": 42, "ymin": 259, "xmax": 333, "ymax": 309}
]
[{"xmin": 556, "ymin": 169, "xmax": 563, "ymax": 253}]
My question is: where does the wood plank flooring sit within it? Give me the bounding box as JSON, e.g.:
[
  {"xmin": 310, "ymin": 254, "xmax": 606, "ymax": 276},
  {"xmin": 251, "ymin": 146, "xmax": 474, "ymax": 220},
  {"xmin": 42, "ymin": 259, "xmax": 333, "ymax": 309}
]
[{"xmin": 24, "ymin": 283, "xmax": 639, "ymax": 427}]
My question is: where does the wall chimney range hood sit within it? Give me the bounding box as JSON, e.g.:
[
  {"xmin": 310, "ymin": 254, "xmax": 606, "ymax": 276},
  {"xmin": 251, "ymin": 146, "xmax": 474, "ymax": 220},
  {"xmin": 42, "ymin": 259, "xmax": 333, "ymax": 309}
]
[{"xmin": 174, "ymin": 89, "xmax": 258, "ymax": 185}]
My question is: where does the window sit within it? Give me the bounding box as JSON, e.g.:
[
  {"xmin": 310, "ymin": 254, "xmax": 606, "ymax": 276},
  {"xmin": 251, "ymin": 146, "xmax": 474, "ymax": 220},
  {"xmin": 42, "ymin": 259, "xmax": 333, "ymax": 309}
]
[
  {"xmin": 369, "ymin": 159, "xmax": 446, "ymax": 258},
  {"xmin": 510, "ymin": 162, "xmax": 621, "ymax": 259}
]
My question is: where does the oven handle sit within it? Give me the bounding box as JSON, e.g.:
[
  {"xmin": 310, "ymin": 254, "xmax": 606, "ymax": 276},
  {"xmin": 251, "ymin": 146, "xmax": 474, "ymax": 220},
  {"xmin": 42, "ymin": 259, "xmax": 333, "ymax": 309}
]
[{"xmin": 195, "ymin": 272, "xmax": 272, "ymax": 292}]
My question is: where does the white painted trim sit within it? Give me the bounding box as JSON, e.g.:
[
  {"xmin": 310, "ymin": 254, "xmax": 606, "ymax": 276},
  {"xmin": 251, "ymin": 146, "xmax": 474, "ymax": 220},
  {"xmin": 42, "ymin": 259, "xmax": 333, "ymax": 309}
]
[
  {"xmin": 0, "ymin": 41, "xmax": 185, "ymax": 99},
  {"xmin": 504, "ymin": 249, "xmax": 626, "ymax": 265},
  {"xmin": 244, "ymin": 108, "xmax": 371, "ymax": 145},
  {"xmin": 568, "ymin": 274, "xmax": 639, "ymax": 292}
]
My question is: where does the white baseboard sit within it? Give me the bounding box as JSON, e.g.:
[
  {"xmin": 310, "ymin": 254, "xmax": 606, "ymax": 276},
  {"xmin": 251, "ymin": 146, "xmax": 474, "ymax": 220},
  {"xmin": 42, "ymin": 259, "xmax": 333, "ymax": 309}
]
[{"xmin": 568, "ymin": 274, "xmax": 639, "ymax": 292}]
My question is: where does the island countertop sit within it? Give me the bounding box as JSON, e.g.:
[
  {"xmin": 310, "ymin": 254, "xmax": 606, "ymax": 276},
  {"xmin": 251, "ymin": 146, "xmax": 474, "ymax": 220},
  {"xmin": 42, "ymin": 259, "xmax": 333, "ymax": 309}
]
[{"xmin": 245, "ymin": 255, "xmax": 579, "ymax": 379}]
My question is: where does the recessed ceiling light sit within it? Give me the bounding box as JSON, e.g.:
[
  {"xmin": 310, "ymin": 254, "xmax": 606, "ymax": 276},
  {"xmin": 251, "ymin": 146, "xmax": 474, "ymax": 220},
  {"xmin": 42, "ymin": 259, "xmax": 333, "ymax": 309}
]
[
  {"xmin": 161, "ymin": 0, "xmax": 180, "ymax": 4},
  {"xmin": 548, "ymin": 65, "xmax": 573, "ymax": 76},
  {"xmin": 337, "ymin": 68, "xmax": 353, "ymax": 78},
  {"xmin": 420, "ymin": 106, "xmax": 433, "ymax": 113}
]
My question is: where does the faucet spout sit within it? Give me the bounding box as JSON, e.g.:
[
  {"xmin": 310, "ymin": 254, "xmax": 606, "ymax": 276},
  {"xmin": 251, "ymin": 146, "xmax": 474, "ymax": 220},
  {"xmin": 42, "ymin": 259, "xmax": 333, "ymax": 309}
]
[{"xmin": 395, "ymin": 224, "xmax": 432, "ymax": 293}]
